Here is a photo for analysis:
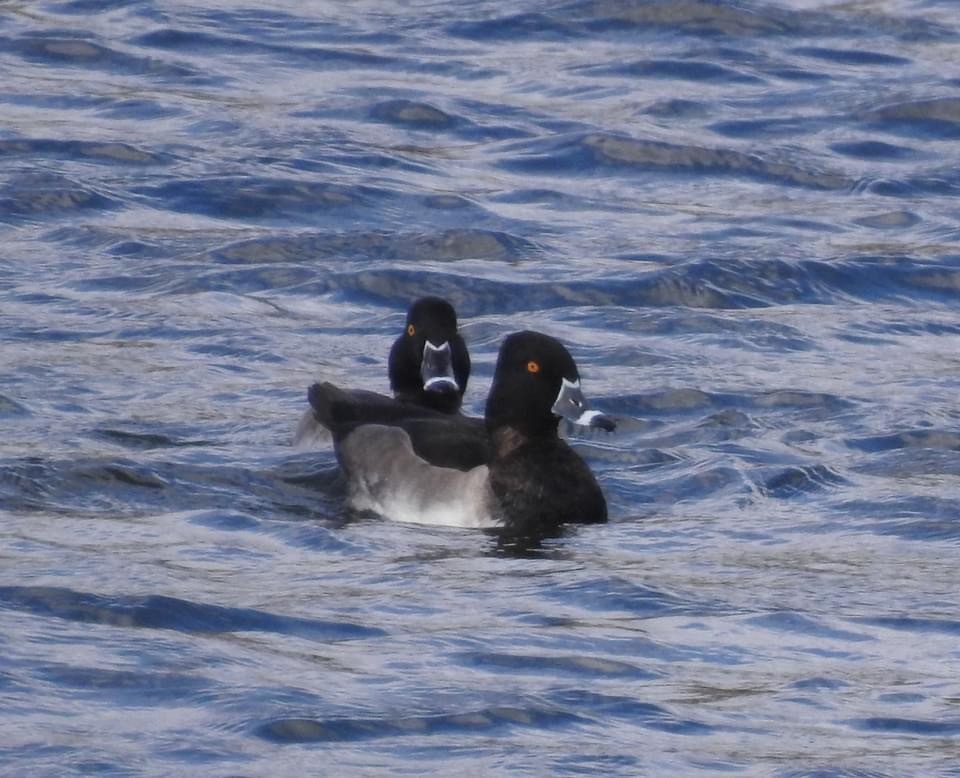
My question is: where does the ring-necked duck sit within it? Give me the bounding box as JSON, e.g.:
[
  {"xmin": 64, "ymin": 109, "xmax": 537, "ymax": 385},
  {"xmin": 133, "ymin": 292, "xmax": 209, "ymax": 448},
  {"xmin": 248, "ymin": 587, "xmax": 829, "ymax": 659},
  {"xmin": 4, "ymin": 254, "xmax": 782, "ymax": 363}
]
[
  {"xmin": 293, "ymin": 297, "xmax": 470, "ymax": 446},
  {"xmin": 310, "ymin": 331, "xmax": 614, "ymax": 536},
  {"xmin": 389, "ymin": 296, "xmax": 470, "ymax": 414}
]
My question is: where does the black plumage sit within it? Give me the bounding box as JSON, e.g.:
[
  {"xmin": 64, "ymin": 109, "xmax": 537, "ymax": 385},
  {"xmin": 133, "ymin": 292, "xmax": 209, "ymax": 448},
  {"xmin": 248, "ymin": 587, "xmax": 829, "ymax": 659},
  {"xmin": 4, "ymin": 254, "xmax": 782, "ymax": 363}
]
[{"xmin": 388, "ymin": 296, "xmax": 470, "ymax": 414}]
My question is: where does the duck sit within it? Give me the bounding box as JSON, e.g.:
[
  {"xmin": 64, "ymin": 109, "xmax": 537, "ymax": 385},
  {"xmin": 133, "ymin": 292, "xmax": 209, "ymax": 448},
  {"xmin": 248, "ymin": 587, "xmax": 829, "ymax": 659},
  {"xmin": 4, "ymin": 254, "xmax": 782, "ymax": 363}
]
[
  {"xmin": 387, "ymin": 296, "xmax": 470, "ymax": 414},
  {"xmin": 293, "ymin": 297, "xmax": 470, "ymax": 447},
  {"xmin": 309, "ymin": 330, "xmax": 614, "ymax": 537}
]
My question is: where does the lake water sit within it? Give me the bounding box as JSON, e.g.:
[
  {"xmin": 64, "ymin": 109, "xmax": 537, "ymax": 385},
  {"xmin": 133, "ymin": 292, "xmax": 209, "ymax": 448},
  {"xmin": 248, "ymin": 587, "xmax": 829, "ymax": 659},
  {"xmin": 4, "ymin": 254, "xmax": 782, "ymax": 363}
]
[{"xmin": 2, "ymin": 0, "xmax": 960, "ymax": 774}]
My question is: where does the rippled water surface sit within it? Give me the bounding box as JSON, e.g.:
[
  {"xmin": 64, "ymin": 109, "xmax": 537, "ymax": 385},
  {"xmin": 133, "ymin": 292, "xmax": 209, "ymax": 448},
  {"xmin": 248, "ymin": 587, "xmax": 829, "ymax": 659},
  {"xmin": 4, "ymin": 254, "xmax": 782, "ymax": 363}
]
[{"xmin": 2, "ymin": 0, "xmax": 960, "ymax": 774}]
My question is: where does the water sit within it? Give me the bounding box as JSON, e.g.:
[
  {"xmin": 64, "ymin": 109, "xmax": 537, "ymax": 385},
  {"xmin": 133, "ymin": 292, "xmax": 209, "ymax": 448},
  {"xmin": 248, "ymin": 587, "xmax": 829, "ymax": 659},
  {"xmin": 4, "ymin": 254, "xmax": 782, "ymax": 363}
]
[{"xmin": 2, "ymin": 0, "xmax": 960, "ymax": 774}]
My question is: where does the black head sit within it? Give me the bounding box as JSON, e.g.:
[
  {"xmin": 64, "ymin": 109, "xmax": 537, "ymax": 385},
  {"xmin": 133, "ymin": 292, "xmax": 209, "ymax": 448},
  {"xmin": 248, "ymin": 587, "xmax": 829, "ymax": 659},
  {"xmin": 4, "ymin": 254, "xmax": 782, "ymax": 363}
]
[
  {"xmin": 485, "ymin": 331, "xmax": 615, "ymax": 438},
  {"xmin": 388, "ymin": 297, "xmax": 470, "ymax": 414}
]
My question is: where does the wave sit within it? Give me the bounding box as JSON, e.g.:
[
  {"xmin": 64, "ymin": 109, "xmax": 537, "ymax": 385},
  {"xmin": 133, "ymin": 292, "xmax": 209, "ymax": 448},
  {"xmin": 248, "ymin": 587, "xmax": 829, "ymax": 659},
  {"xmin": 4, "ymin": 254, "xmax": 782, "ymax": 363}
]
[{"xmin": 0, "ymin": 585, "xmax": 385, "ymax": 640}]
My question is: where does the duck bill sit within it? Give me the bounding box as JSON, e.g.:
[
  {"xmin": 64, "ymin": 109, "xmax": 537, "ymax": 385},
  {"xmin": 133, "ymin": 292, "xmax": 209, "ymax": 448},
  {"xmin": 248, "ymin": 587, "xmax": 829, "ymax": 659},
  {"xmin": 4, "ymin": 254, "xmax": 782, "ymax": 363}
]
[
  {"xmin": 552, "ymin": 378, "xmax": 616, "ymax": 432},
  {"xmin": 421, "ymin": 341, "xmax": 459, "ymax": 394}
]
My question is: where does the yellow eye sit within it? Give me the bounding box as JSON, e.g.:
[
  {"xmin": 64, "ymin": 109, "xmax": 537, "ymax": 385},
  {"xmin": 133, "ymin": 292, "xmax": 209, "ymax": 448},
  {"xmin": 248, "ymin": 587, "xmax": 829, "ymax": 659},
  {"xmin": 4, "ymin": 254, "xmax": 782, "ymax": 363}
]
[
  {"xmin": 407, "ymin": 324, "xmax": 416, "ymax": 336},
  {"xmin": 527, "ymin": 360, "xmax": 540, "ymax": 374}
]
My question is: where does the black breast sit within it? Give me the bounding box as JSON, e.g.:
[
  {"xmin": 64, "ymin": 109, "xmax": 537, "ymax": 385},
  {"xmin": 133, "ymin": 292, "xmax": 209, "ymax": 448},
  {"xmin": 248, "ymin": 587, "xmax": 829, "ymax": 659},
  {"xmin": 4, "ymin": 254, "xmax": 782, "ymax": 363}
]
[{"xmin": 488, "ymin": 438, "xmax": 607, "ymax": 536}]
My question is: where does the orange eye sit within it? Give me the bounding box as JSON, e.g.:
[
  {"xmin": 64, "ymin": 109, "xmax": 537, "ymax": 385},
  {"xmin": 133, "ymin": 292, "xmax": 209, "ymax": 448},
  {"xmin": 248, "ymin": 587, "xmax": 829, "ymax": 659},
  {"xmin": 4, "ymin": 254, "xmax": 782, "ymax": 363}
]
[
  {"xmin": 407, "ymin": 324, "xmax": 416, "ymax": 336},
  {"xmin": 527, "ymin": 360, "xmax": 540, "ymax": 374}
]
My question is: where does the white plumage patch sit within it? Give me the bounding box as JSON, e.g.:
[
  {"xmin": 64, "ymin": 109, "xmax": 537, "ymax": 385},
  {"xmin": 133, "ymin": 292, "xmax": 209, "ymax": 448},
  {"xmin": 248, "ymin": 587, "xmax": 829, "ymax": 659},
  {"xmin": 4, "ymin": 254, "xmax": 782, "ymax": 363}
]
[{"xmin": 339, "ymin": 425, "xmax": 497, "ymax": 529}]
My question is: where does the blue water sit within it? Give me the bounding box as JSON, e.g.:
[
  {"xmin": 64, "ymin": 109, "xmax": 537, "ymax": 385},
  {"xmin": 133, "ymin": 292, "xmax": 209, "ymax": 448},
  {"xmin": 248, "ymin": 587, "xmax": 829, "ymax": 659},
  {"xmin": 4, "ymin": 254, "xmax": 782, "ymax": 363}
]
[{"xmin": 2, "ymin": 0, "xmax": 960, "ymax": 774}]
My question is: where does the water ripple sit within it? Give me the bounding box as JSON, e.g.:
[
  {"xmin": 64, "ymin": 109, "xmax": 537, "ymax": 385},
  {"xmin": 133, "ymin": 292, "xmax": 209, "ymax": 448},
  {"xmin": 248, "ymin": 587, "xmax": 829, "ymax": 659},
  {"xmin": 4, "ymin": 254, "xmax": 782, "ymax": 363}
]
[
  {"xmin": 3, "ymin": 0, "xmax": 960, "ymax": 773},
  {"xmin": 862, "ymin": 98, "xmax": 960, "ymax": 139},
  {"xmin": 0, "ymin": 586, "xmax": 384, "ymax": 641},
  {"xmin": 258, "ymin": 705, "xmax": 587, "ymax": 744},
  {"xmin": 847, "ymin": 717, "xmax": 960, "ymax": 736},
  {"xmin": 6, "ymin": 34, "xmax": 197, "ymax": 79},
  {"xmin": 454, "ymin": 651, "xmax": 659, "ymax": 680},
  {"xmin": 499, "ymin": 132, "xmax": 853, "ymax": 190}
]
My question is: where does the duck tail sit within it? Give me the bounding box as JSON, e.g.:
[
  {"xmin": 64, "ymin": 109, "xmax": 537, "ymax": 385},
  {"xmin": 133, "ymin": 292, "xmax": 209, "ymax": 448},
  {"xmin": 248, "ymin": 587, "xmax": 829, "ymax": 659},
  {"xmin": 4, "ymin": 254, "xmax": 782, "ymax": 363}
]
[{"xmin": 307, "ymin": 382, "xmax": 349, "ymax": 430}]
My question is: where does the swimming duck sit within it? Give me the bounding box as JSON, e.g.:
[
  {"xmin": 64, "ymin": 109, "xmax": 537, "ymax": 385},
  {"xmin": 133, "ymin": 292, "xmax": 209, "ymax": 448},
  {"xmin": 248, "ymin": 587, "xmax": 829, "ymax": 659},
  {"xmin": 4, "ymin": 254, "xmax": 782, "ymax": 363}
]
[
  {"xmin": 309, "ymin": 330, "xmax": 614, "ymax": 536},
  {"xmin": 293, "ymin": 297, "xmax": 470, "ymax": 446},
  {"xmin": 387, "ymin": 296, "xmax": 470, "ymax": 414}
]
